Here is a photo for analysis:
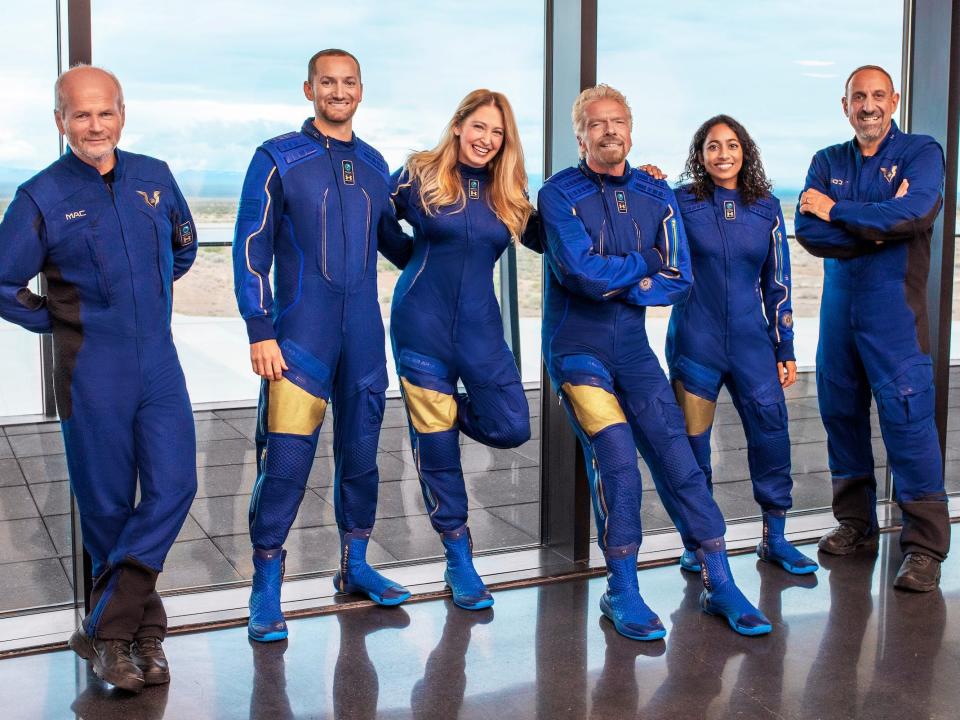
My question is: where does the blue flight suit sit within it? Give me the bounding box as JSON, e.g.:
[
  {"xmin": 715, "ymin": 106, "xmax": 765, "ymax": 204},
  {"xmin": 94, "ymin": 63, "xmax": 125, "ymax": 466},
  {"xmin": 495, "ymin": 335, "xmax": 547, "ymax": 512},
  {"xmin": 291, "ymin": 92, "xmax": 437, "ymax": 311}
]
[
  {"xmin": 795, "ymin": 121, "xmax": 949, "ymax": 560},
  {"xmin": 0, "ymin": 149, "xmax": 198, "ymax": 640},
  {"xmin": 389, "ymin": 164, "xmax": 531, "ymax": 534},
  {"xmin": 668, "ymin": 186, "xmax": 794, "ymax": 510},
  {"xmin": 538, "ymin": 161, "xmax": 727, "ymax": 553},
  {"xmin": 234, "ymin": 119, "xmax": 411, "ymax": 553}
]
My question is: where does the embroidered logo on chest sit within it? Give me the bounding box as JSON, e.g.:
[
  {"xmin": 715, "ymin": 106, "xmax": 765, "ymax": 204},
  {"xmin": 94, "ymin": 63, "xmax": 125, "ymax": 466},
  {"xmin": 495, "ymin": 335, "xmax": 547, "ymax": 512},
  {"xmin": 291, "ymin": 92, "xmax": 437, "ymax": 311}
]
[
  {"xmin": 137, "ymin": 190, "xmax": 161, "ymax": 208},
  {"xmin": 723, "ymin": 200, "xmax": 736, "ymax": 220},
  {"xmin": 831, "ymin": 178, "xmax": 845, "ymax": 186},
  {"xmin": 468, "ymin": 178, "xmax": 480, "ymax": 200},
  {"xmin": 342, "ymin": 160, "xmax": 355, "ymax": 185},
  {"xmin": 614, "ymin": 190, "xmax": 628, "ymax": 214},
  {"xmin": 65, "ymin": 209, "xmax": 86, "ymax": 221},
  {"xmin": 880, "ymin": 165, "xmax": 898, "ymax": 183}
]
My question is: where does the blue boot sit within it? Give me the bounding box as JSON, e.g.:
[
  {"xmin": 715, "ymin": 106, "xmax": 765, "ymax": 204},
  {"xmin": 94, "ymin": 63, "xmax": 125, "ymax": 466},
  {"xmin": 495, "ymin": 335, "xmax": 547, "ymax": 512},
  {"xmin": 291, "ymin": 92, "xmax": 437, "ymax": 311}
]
[
  {"xmin": 333, "ymin": 528, "xmax": 411, "ymax": 606},
  {"xmin": 249, "ymin": 548, "xmax": 288, "ymax": 642},
  {"xmin": 696, "ymin": 538, "xmax": 772, "ymax": 636},
  {"xmin": 599, "ymin": 544, "xmax": 667, "ymax": 641},
  {"xmin": 679, "ymin": 549, "xmax": 701, "ymax": 573},
  {"xmin": 757, "ymin": 510, "xmax": 819, "ymax": 575},
  {"xmin": 441, "ymin": 525, "xmax": 494, "ymax": 610}
]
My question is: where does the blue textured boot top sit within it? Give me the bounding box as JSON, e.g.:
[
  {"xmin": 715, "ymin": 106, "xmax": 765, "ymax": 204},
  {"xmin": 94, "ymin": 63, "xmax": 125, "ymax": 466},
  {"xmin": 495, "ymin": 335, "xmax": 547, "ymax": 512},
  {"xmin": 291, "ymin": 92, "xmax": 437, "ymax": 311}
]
[
  {"xmin": 600, "ymin": 544, "xmax": 666, "ymax": 641},
  {"xmin": 249, "ymin": 547, "xmax": 288, "ymax": 642},
  {"xmin": 441, "ymin": 525, "xmax": 494, "ymax": 610},
  {"xmin": 333, "ymin": 528, "xmax": 411, "ymax": 606},
  {"xmin": 757, "ymin": 511, "xmax": 819, "ymax": 575},
  {"xmin": 679, "ymin": 548, "xmax": 701, "ymax": 573},
  {"xmin": 696, "ymin": 538, "xmax": 772, "ymax": 636}
]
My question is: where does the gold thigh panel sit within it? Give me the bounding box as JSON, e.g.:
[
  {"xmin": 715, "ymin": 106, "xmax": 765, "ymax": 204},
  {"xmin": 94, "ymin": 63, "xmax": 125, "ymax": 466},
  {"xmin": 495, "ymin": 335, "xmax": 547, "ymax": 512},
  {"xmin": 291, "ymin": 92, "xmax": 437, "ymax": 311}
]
[
  {"xmin": 401, "ymin": 377, "xmax": 457, "ymax": 433},
  {"xmin": 267, "ymin": 377, "xmax": 328, "ymax": 435},
  {"xmin": 673, "ymin": 379, "xmax": 717, "ymax": 435},
  {"xmin": 561, "ymin": 383, "xmax": 627, "ymax": 437}
]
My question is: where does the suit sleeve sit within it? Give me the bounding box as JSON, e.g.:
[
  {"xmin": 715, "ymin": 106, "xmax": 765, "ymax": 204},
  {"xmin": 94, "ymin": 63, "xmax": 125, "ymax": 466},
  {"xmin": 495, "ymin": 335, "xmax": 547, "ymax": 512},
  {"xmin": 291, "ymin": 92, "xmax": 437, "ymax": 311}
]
[
  {"xmin": 165, "ymin": 164, "xmax": 198, "ymax": 280},
  {"xmin": 538, "ymin": 182, "xmax": 663, "ymax": 302},
  {"xmin": 760, "ymin": 202, "xmax": 795, "ymax": 362},
  {"xmin": 830, "ymin": 139, "xmax": 944, "ymax": 243},
  {"xmin": 0, "ymin": 189, "xmax": 52, "ymax": 333},
  {"xmin": 378, "ymin": 168, "xmax": 413, "ymax": 270},
  {"xmin": 233, "ymin": 149, "xmax": 282, "ymax": 344},
  {"xmin": 795, "ymin": 153, "xmax": 867, "ymax": 258},
  {"xmin": 519, "ymin": 208, "xmax": 544, "ymax": 254},
  {"xmin": 622, "ymin": 190, "xmax": 692, "ymax": 307}
]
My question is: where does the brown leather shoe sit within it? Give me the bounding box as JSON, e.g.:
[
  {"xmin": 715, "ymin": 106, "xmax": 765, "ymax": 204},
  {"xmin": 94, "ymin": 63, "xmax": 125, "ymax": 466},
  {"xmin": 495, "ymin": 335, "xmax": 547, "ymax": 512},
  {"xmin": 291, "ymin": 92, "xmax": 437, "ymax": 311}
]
[
  {"xmin": 817, "ymin": 524, "xmax": 879, "ymax": 556},
  {"xmin": 893, "ymin": 552, "xmax": 941, "ymax": 592},
  {"xmin": 131, "ymin": 637, "xmax": 171, "ymax": 686},
  {"xmin": 69, "ymin": 626, "xmax": 144, "ymax": 693}
]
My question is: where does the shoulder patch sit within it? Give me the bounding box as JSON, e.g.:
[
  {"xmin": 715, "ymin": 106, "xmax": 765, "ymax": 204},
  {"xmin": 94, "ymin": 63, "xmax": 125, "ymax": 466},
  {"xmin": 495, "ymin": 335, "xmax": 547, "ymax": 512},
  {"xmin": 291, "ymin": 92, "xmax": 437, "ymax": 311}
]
[
  {"xmin": 627, "ymin": 171, "xmax": 668, "ymax": 200},
  {"xmin": 547, "ymin": 167, "xmax": 598, "ymax": 205},
  {"xmin": 354, "ymin": 140, "xmax": 390, "ymax": 180},
  {"xmin": 675, "ymin": 186, "xmax": 708, "ymax": 213}
]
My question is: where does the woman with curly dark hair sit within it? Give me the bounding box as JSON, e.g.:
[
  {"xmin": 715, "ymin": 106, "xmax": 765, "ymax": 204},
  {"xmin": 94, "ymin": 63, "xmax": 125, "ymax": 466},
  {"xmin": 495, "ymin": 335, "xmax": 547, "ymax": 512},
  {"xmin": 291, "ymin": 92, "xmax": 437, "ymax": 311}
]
[{"xmin": 666, "ymin": 115, "xmax": 818, "ymax": 576}]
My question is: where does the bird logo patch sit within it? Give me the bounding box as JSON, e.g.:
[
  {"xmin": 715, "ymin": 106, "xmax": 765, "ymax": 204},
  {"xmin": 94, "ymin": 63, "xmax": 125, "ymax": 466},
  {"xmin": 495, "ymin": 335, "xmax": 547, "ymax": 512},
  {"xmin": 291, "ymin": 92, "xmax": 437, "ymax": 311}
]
[
  {"xmin": 468, "ymin": 178, "xmax": 480, "ymax": 200},
  {"xmin": 615, "ymin": 190, "xmax": 628, "ymax": 213},
  {"xmin": 880, "ymin": 165, "xmax": 898, "ymax": 183},
  {"xmin": 342, "ymin": 160, "xmax": 355, "ymax": 185},
  {"xmin": 723, "ymin": 200, "xmax": 736, "ymax": 220},
  {"xmin": 137, "ymin": 190, "xmax": 161, "ymax": 208}
]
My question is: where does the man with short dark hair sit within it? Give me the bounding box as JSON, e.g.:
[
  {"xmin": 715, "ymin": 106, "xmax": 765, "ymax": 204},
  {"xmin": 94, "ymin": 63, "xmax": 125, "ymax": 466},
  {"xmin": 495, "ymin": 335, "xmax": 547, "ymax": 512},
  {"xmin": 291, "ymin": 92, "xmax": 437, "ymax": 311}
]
[
  {"xmin": 537, "ymin": 84, "xmax": 770, "ymax": 640},
  {"xmin": 797, "ymin": 65, "xmax": 948, "ymax": 591},
  {"xmin": 0, "ymin": 64, "xmax": 198, "ymax": 691},
  {"xmin": 234, "ymin": 50, "xmax": 412, "ymax": 642}
]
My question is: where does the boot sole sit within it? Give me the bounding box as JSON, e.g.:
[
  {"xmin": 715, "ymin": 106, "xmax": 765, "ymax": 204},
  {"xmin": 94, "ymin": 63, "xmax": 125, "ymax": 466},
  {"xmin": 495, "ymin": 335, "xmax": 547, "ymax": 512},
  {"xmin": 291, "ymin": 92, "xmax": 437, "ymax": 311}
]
[
  {"xmin": 446, "ymin": 585, "xmax": 494, "ymax": 611},
  {"xmin": 757, "ymin": 547, "xmax": 819, "ymax": 575},
  {"xmin": 679, "ymin": 558, "xmax": 701, "ymax": 573},
  {"xmin": 817, "ymin": 533, "xmax": 879, "ymax": 556},
  {"xmin": 248, "ymin": 625, "xmax": 288, "ymax": 643},
  {"xmin": 69, "ymin": 630, "xmax": 145, "ymax": 693},
  {"xmin": 333, "ymin": 573, "xmax": 411, "ymax": 606},
  {"xmin": 598, "ymin": 596, "xmax": 666, "ymax": 641},
  {"xmin": 139, "ymin": 668, "xmax": 171, "ymax": 686},
  {"xmin": 701, "ymin": 604, "xmax": 773, "ymax": 636},
  {"xmin": 893, "ymin": 569, "xmax": 941, "ymax": 593}
]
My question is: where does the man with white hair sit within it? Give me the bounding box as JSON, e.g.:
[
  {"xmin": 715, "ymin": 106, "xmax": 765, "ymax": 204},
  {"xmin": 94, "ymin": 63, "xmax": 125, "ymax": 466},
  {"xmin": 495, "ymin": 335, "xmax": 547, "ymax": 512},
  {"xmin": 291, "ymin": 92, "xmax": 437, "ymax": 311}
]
[
  {"xmin": 537, "ymin": 84, "xmax": 770, "ymax": 640},
  {"xmin": 0, "ymin": 65, "xmax": 197, "ymax": 691}
]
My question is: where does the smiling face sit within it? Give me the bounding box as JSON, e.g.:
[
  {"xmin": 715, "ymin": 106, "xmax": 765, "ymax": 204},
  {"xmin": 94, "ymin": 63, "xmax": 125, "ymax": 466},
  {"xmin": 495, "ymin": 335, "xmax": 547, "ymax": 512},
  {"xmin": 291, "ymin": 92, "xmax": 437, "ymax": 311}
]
[
  {"xmin": 455, "ymin": 103, "xmax": 504, "ymax": 168},
  {"xmin": 54, "ymin": 67, "xmax": 125, "ymax": 173},
  {"xmin": 303, "ymin": 54, "xmax": 363, "ymax": 137},
  {"xmin": 842, "ymin": 68, "xmax": 899, "ymax": 151},
  {"xmin": 578, "ymin": 97, "xmax": 632, "ymax": 174},
  {"xmin": 700, "ymin": 123, "xmax": 743, "ymax": 190}
]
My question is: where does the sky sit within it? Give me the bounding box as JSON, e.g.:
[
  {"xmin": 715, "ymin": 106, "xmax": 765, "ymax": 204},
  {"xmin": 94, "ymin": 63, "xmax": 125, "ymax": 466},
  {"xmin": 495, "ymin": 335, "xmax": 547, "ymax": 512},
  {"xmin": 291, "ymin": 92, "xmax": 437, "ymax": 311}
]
[{"xmin": 0, "ymin": 0, "xmax": 912, "ymax": 200}]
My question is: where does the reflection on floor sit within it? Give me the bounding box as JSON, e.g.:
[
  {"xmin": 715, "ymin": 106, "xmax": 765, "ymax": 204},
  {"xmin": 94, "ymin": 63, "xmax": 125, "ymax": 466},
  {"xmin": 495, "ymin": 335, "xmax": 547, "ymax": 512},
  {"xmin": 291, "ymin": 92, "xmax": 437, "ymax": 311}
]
[
  {"xmin": 0, "ymin": 529, "xmax": 957, "ymax": 719},
  {"xmin": 2, "ymin": 370, "xmax": 960, "ymax": 613}
]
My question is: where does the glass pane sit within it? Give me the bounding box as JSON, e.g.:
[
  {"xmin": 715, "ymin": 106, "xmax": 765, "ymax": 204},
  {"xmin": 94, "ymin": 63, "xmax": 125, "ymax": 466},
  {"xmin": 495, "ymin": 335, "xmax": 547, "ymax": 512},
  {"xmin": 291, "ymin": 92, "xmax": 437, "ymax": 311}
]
[
  {"xmin": 948, "ymin": 159, "xmax": 960, "ymax": 497},
  {"xmin": 597, "ymin": 0, "xmax": 904, "ymax": 528},
  {"xmin": 91, "ymin": 0, "xmax": 544, "ymax": 591},
  {"xmin": 0, "ymin": 5, "xmax": 69, "ymax": 616}
]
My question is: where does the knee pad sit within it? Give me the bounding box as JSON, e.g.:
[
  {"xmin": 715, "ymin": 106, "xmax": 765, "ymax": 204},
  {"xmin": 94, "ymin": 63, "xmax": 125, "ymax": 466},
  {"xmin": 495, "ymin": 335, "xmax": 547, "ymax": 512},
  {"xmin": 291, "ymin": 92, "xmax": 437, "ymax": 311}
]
[
  {"xmin": 875, "ymin": 362, "xmax": 934, "ymax": 428},
  {"xmin": 398, "ymin": 350, "xmax": 457, "ymax": 434},
  {"xmin": 557, "ymin": 354, "xmax": 624, "ymax": 438},
  {"xmin": 743, "ymin": 381, "xmax": 788, "ymax": 436}
]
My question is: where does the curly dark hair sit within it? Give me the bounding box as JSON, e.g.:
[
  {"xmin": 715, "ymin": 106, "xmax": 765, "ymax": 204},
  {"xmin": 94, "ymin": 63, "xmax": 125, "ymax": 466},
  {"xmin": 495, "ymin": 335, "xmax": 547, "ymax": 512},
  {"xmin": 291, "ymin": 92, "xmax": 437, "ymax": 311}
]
[{"xmin": 678, "ymin": 114, "xmax": 772, "ymax": 206}]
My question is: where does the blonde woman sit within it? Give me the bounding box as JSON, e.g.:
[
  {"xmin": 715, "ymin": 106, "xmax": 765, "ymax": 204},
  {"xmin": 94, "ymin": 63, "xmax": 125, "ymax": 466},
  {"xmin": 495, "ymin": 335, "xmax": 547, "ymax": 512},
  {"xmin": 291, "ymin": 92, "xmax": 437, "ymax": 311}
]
[{"xmin": 390, "ymin": 89, "xmax": 538, "ymax": 609}]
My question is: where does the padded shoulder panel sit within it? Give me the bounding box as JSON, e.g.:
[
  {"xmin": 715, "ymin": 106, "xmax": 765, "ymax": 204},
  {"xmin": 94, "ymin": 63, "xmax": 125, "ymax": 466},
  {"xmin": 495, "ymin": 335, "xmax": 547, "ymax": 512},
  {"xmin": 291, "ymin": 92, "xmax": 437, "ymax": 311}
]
[
  {"xmin": 747, "ymin": 196, "xmax": 776, "ymax": 221},
  {"xmin": 675, "ymin": 185, "xmax": 708, "ymax": 213},
  {"xmin": 546, "ymin": 167, "xmax": 598, "ymax": 205},
  {"xmin": 627, "ymin": 170, "xmax": 669, "ymax": 201},
  {"xmin": 261, "ymin": 131, "xmax": 322, "ymax": 175},
  {"xmin": 354, "ymin": 138, "xmax": 390, "ymax": 180}
]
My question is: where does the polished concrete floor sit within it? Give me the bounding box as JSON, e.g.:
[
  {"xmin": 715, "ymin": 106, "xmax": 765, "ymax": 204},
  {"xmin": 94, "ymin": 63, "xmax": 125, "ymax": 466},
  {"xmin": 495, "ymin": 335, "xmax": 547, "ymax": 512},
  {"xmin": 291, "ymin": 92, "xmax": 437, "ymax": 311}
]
[
  {"xmin": 0, "ymin": 527, "xmax": 957, "ymax": 720},
  {"xmin": 2, "ymin": 371, "xmax": 960, "ymax": 612}
]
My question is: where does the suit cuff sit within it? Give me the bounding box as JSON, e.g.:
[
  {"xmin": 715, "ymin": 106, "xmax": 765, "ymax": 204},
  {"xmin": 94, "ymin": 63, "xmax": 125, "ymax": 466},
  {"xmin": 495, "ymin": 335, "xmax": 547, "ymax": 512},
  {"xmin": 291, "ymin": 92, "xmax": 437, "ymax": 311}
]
[
  {"xmin": 775, "ymin": 339, "xmax": 795, "ymax": 363},
  {"xmin": 245, "ymin": 314, "xmax": 276, "ymax": 343}
]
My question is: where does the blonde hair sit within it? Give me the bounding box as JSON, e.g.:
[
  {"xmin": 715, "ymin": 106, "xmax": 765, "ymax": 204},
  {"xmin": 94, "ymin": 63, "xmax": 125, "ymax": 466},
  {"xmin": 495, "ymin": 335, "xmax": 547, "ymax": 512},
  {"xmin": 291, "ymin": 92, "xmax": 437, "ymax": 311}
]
[
  {"xmin": 400, "ymin": 89, "xmax": 533, "ymax": 240},
  {"xmin": 571, "ymin": 84, "xmax": 633, "ymax": 157}
]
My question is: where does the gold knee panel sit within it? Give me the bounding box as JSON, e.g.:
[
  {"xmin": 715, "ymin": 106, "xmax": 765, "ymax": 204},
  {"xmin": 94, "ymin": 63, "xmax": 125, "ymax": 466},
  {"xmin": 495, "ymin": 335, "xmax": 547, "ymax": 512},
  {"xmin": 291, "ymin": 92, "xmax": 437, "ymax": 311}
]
[
  {"xmin": 401, "ymin": 377, "xmax": 457, "ymax": 433},
  {"xmin": 267, "ymin": 377, "xmax": 328, "ymax": 435},
  {"xmin": 561, "ymin": 383, "xmax": 627, "ymax": 437},
  {"xmin": 673, "ymin": 379, "xmax": 716, "ymax": 435}
]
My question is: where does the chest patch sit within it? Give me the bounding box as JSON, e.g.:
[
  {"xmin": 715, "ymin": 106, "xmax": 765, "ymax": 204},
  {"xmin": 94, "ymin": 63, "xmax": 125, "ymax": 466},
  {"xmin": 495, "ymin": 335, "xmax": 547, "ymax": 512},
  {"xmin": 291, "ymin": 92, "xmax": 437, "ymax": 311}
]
[
  {"xmin": 137, "ymin": 190, "xmax": 161, "ymax": 209},
  {"xmin": 342, "ymin": 160, "xmax": 355, "ymax": 185},
  {"xmin": 468, "ymin": 178, "xmax": 480, "ymax": 200},
  {"xmin": 880, "ymin": 165, "xmax": 898, "ymax": 183},
  {"xmin": 615, "ymin": 190, "xmax": 628, "ymax": 214},
  {"xmin": 723, "ymin": 200, "xmax": 736, "ymax": 220}
]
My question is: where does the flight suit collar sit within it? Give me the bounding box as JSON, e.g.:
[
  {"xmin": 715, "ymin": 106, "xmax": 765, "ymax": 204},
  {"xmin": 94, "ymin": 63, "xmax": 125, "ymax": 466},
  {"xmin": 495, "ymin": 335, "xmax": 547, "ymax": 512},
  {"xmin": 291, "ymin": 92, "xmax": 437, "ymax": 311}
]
[
  {"xmin": 301, "ymin": 117, "xmax": 356, "ymax": 150},
  {"xmin": 578, "ymin": 158, "xmax": 632, "ymax": 186},
  {"xmin": 852, "ymin": 119, "xmax": 900, "ymax": 158},
  {"xmin": 63, "ymin": 146, "xmax": 125, "ymax": 181}
]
